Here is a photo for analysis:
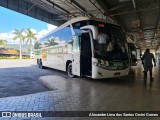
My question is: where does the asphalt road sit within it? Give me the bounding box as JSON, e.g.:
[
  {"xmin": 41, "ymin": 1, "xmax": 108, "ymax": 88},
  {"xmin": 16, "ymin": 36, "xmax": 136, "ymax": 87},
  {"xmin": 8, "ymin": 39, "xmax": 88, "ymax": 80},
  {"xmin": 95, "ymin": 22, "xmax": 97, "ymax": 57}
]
[{"xmin": 0, "ymin": 59, "xmax": 68, "ymax": 98}]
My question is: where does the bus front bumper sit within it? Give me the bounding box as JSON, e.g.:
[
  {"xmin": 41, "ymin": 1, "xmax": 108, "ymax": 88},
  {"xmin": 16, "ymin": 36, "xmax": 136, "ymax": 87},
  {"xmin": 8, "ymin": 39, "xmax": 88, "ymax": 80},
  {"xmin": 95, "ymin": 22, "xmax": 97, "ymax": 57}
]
[{"xmin": 92, "ymin": 65, "xmax": 130, "ymax": 79}]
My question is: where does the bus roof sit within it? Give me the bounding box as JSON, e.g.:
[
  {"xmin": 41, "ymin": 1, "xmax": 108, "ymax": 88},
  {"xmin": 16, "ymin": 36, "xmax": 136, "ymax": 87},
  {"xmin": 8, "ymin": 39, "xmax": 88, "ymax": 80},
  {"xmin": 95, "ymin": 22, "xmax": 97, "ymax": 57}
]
[
  {"xmin": 38, "ymin": 17, "xmax": 119, "ymax": 41},
  {"xmin": 69, "ymin": 17, "xmax": 118, "ymax": 26}
]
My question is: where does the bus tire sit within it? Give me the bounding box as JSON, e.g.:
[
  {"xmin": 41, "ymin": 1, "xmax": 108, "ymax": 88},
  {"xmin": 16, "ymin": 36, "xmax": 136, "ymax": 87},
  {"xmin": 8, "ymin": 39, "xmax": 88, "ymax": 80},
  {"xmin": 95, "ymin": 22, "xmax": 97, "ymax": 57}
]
[{"xmin": 67, "ymin": 63, "xmax": 75, "ymax": 78}]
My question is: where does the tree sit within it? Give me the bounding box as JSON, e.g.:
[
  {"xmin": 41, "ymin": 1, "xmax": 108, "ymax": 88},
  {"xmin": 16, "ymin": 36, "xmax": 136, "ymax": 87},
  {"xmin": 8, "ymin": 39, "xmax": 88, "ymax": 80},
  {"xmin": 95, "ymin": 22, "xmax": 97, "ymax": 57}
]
[
  {"xmin": 34, "ymin": 41, "xmax": 42, "ymax": 49},
  {"xmin": 44, "ymin": 38, "xmax": 58, "ymax": 47},
  {"xmin": 12, "ymin": 29, "xmax": 25, "ymax": 59},
  {"xmin": 25, "ymin": 29, "xmax": 37, "ymax": 58},
  {"xmin": 0, "ymin": 40, "xmax": 7, "ymax": 47}
]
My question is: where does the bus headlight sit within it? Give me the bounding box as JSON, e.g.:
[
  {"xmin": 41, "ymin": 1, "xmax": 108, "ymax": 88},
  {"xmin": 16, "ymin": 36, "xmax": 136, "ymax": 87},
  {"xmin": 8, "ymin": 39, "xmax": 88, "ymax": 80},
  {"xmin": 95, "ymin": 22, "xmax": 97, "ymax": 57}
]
[{"xmin": 93, "ymin": 62, "xmax": 106, "ymax": 68}]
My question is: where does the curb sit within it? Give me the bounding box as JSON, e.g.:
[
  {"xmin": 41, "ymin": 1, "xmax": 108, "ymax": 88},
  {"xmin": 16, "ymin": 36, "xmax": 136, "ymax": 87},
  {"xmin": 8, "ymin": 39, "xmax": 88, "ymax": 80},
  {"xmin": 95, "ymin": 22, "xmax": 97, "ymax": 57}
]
[{"xmin": 39, "ymin": 78, "xmax": 57, "ymax": 91}]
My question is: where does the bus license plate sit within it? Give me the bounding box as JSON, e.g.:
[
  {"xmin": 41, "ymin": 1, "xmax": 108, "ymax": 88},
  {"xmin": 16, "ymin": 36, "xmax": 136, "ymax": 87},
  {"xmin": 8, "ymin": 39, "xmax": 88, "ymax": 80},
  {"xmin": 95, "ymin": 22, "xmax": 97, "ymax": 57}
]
[{"xmin": 114, "ymin": 72, "xmax": 120, "ymax": 76}]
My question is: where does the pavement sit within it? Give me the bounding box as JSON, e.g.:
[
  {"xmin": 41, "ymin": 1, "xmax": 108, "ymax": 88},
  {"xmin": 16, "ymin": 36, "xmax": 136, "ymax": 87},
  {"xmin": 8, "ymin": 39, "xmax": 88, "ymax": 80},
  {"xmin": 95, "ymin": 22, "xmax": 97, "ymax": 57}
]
[
  {"xmin": 0, "ymin": 59, "xmax": 67, "ymax": 98},
  {"xmin": 0, "ymin": 60, "xmax": 160, "ymax": 120}
]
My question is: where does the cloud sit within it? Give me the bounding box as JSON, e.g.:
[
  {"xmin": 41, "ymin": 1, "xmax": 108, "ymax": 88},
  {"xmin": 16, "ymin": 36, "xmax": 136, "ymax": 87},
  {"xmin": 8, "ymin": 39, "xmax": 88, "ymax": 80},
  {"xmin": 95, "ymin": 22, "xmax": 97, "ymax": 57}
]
[
  {"xmin": 36, "ymin": 24, "xmax": 57, "ymax": 39},
  {"xmin": 0, "ymin": 31, "xmax": 16, "ymax": 44},
  {"xmin": 47, "ymin": 24, "xmax": 57, "ymax": 31},
  {"xmin": 0, "ymin": 24, "xmax": 57, "ymax": 44}
]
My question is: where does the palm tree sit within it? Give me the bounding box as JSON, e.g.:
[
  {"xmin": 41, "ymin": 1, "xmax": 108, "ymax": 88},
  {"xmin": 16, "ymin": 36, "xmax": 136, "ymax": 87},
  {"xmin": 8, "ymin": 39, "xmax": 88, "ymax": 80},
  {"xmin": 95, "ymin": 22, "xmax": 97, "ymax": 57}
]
[
  {"xmin": 25, "ymin": 28, "xmax": 37, "ymax": 58},
  {"xmin": 44, "ymin": 38, "xmax": 58, "ymax": 47},
  {"xmin": 34, "ymin": 41, "xmax": 42, "ymax": 49},
  {"xmin": 0, "ymin": 40, "xmax": 7, "ymax": 47},
  {"xmin": 12, "ymin": 29, "xmax": 25, "ymax": 59}
]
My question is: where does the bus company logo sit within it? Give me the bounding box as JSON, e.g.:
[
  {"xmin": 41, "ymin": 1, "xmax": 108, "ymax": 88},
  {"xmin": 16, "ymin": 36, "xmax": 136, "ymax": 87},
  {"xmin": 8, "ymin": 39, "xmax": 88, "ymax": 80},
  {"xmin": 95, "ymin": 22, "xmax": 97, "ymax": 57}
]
[{"xmin": 2, "ymin": 112, "xmax": 11, "ymax": 117}]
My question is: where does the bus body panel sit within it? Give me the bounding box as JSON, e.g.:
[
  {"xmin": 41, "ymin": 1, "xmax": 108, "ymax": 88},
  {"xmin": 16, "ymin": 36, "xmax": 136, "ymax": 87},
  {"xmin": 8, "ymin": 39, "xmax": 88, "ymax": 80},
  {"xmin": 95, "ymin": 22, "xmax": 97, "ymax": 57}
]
[
  {"xmin": 35, "ymin": 44, "xmax": 72, "ymax": 72},
  {"xmin": 92, "ymin": 65, "xmax": 130, "ymax": 79},
  {"xmin": 92, "ymin": 58, "xmax": 130, "ymax": 79},
  {"xmin": 43, "ymin": 53, "xmax": 72, "ymax": 71}
]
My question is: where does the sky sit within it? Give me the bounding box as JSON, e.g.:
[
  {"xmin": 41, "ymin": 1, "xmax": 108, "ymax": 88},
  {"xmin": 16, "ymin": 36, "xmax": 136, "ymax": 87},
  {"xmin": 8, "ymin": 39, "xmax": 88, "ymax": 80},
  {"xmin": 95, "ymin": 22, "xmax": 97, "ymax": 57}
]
[{"xmin": 0, "ymin": 7, "xmax": 57, "ymax": 44}]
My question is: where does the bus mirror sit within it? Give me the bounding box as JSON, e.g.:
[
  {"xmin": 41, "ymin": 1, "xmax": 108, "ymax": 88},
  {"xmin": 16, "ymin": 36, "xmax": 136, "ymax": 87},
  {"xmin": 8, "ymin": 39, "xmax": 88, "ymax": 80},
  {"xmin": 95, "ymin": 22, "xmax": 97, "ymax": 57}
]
[{"xmin": 80, "ymin": 25, "xmax": 98, "ymax": 40}]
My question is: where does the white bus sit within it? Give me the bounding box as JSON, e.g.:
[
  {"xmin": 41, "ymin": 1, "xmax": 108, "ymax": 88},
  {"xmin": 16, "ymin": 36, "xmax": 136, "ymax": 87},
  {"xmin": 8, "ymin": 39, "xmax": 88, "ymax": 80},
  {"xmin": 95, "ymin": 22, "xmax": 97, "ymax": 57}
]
[
  {"xmin": 127, "ymin": 36, "xmax": 138, "ymax": 66},
  {"xmin": 34, "ymin": 17, "xmax": 130, "ymax": 79}
]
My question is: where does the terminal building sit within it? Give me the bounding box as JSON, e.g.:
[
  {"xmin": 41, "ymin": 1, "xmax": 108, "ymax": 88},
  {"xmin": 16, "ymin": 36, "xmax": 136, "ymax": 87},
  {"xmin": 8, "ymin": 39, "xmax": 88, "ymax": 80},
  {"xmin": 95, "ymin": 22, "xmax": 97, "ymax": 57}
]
[{"xmin": 0, "ymin": 0, "xmax": 160, "ymax": 119}]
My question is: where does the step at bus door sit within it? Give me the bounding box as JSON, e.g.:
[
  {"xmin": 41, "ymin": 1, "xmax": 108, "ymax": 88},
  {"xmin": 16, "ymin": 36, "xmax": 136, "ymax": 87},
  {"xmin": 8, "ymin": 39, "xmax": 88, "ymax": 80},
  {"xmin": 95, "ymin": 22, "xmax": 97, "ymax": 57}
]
[{"xmin": 72, "ymin": 35, "xmax": 81, "ymax": 76}]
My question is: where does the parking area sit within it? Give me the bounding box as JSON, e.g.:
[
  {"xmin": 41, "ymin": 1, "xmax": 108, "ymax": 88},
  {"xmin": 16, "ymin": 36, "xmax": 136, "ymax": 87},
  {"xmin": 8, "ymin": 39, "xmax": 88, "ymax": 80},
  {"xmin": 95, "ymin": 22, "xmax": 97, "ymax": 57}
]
[
  {"xmin": 0, "ymin": 0, "xmax": 160, "ymax": 119},
  {"xmin": 0, "ymin": 60, "xmax": 160, "ymax": 120},
  {"xmin": 0, "ymin": 59, "xmax": 67, "ymax": 98}
]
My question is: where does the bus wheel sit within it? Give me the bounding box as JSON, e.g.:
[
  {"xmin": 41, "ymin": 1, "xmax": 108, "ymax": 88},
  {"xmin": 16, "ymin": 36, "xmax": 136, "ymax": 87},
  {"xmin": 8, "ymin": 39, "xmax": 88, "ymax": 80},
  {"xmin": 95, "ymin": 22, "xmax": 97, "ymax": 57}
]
[{"xmin": 67, "ymin": 63, "xmax": 75, "ymax": 78}]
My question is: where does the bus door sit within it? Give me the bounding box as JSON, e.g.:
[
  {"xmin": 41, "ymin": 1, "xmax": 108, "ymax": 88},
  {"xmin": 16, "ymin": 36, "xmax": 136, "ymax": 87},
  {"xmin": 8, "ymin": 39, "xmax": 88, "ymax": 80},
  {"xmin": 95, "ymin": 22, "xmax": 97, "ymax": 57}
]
[
  {"xmin": 72, "ymin": 35, "xmax": 81, "ymax": 76},
  {"xmin": 80, "ymin": 32, "xmax": 92, "ymax": 76}
]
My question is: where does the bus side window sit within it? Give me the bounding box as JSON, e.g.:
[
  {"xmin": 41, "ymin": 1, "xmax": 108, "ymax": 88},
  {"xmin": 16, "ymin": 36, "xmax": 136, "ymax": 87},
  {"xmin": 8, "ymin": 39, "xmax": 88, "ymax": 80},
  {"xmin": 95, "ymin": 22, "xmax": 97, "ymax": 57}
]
[
  {"xmin": 72, "ymin": 35, "xmax": 80, "ymax": 54},
  {"xmin": 61, "ymin": 26, "xmax": 72, "ymax": 43}
]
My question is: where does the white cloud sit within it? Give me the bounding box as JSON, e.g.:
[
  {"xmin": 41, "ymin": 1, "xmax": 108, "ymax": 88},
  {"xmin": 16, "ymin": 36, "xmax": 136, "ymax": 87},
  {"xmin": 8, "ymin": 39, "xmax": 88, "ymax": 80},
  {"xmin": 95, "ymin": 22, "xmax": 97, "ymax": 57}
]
[
  {"xmin": 0, "ymin": 24, "xmax": 57, "ymax": 44},
  {"xmin": 36, "ymin": 24, "xmax": 57, "ymax": 39},
  {"xmin": 47, "ymin": 24, "xmax": 57, "ymax": 31},
  {"xmin": 0, "ymin": 31, "xmax": 17, "ymax": 44},
  {"xmin": 30, "ymin": 29, "xmax": 37, "ymax": 34}
]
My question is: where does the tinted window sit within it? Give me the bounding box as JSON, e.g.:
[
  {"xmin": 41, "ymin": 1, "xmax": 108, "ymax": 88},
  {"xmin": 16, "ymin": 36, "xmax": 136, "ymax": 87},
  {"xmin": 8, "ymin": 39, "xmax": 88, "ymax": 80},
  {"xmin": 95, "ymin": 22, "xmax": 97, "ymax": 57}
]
[
  {"xmin": 35, "ymin": 26, "xmax": 72, "ymax": 49},
  {"xmin": 72, "ymin": 21, "xmax": 88, "ymax": 34},
  {"xmin": 91, "ymin": 21, "xmax": 128, "ymax": 61},
  {"xmin": 61, "ymin": 26, "xmax": 72, "ymax": 42}
]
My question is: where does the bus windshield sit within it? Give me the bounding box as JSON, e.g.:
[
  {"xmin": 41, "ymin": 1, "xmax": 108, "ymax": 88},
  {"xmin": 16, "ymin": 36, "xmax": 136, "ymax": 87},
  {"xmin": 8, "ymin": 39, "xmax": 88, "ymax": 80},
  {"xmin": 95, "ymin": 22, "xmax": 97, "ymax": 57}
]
[{"xmin": 89, "ymin": 21, "xmax": 128, "ymax": 61}]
